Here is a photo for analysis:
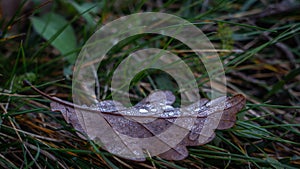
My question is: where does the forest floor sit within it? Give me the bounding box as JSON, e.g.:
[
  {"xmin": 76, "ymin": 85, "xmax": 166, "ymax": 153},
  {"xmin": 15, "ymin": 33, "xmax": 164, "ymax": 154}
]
[{"xmin": 1, "ymin": 0, "xmax": 300, "ymax": 168}]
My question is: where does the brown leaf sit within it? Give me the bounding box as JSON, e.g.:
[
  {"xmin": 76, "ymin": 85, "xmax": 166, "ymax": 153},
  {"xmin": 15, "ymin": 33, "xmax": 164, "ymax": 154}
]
[
  {"xmin": 51, "ymin": 91, "xmax": 246, "ymax": 161},
  {"xmin": 24, "ymin": 80, "xmax": 246, "ymax": 161}
]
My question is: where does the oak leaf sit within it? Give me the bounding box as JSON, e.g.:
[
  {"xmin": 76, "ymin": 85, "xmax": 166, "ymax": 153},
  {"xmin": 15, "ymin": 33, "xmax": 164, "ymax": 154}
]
[{"xmin": 25, "ymin": 80, "xmax": 246, "ymax": 161}]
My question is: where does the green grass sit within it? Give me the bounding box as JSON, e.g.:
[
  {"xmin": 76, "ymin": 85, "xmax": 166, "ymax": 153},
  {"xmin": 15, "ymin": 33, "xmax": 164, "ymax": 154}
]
[{"xmin": 1, "ymin": 0, "xmax": 300, "ymax": 168}]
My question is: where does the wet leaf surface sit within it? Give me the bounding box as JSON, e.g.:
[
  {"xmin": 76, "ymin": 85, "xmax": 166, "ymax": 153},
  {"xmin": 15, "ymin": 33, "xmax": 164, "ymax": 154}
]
[
  {"xmin": 50, "ymin": 91, "xmax": 246, "ymax": 161},
  {"xmin": 25, "ymin": 79, "xmax": 246, "ymax": 161}
]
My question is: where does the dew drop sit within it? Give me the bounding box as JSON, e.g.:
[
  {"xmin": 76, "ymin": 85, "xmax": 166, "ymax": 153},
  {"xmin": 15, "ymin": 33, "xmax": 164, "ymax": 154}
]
[{"xmin": 139, "ymin": 109, "xmax": 148, "ymax": 113}]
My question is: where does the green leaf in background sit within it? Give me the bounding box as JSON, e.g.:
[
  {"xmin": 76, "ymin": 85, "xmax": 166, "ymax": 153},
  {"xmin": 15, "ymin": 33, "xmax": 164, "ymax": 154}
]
[
  {"xmin": 68, "ymin": 1, "xmax": 100, "ymax": 28},
  {"xmin": 30, "ymin": 12, "xmax": 77, "ymax": 64}
]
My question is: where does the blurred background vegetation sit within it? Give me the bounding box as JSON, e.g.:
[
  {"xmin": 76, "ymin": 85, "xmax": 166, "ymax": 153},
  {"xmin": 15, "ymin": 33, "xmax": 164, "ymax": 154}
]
[{"xmin": 0, "ymin": 0, "xmax": 300, "ymax": 168}]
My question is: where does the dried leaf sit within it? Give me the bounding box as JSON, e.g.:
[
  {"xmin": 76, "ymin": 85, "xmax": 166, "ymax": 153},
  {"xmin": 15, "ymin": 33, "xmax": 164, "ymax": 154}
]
[
  {"xmin": 52, "ymin": 91, "xmax": 245, "ymax": 161},
  {"xmin": 24, "ymin": 80, "xmax": 246, "ymax": 161}
]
